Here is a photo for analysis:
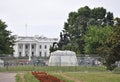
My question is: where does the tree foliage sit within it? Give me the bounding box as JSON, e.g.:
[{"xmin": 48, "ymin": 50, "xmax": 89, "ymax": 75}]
[
  {"xmin": 98, "ymin": 25, "xmax": 120, "ymax": 70},
  {"xmin": 50, "ymin": 6, "xmax": 120, "ymax": 70},
  {"xmin": 63, "ymin": 6, "xmax": 114, "ymax": 54},
  {"xmin": 0, "ymin": 20, "xmax": 15, "ymax": 56},
  {"xmin": 84, "ymin": 26, "xmax": 113, "ymax": 54},
  {"xmin": 59, "ymin": 6, "xmax": 120, "ymax": 70}
]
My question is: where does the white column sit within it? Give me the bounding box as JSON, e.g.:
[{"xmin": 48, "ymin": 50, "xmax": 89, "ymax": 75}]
[
  {"xmin": 41, "ymin": 44, "xmax": 43, "ymax": 57},
  {"xmin": 22, "ymin": 43, "xmax": 25, "ymax": 57},
  {"xmin": 29, "ymin": 43, "xmax": 32, "ymax": 56},
  {"xmin": 29, "ymin": 43, "xmax": 32, "ymax": 61},
  {"xmin": 36, "ymin": 43, "xmax": 39, "ymax": 57},
  {"xmin": 14, "ymin": 43, "xmax": 19, "ymax": 57}
]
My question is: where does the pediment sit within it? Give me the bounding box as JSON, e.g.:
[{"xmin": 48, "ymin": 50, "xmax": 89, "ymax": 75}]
[{"xmin": 17, "ymin": 37, "xmax": 39, "ymax": 42}]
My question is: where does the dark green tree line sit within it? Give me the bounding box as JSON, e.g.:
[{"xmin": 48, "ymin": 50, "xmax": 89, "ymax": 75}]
[{"xmin": 0, "ymin": 20, "xmax": 15, "ymax": 56}]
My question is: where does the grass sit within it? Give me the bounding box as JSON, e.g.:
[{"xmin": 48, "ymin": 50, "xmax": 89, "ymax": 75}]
[
  {"xmin": 1, "ymin": 66, "xmax": 120, "ymax": 82},
  {"xmin": 62, "ymin": 72, "xmax": 120, "ymax": 82},
  {"xmin": 16, "ymin": 72, "xmax": 73, "ymax": 82},
  {"xmin": 16, "ymin": 74, "xmax": 22, "ymax": 82},
  {"xmin": 24, "ymin": 72, "xmax": 39, "ymax": 82},
  {"xmin": 16, "ymin": 72, "xmax": 39, "ymax": 82},
  {"xmin": 16, "ymin": 71, "xmax": 120, "ymax": 82},
  {"xmin": 49, "ymin": 72, "xmax": 74, "ymax": 82},
  {"xmin": 0, "ymin": 66, "xmax": 107, "ymax": 72}
]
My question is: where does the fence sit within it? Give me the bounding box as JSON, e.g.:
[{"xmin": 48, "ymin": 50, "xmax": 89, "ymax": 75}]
[
  {"xmin": 0, "ymin": 55, "xmax": 102, "ymax": 67},
  {"xmin": 2, "ymin": 55, "xmax": 120, "ymax": 67}
]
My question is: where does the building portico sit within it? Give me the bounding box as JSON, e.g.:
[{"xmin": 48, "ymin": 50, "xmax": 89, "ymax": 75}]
[{"xmin": 13, "ymin": 36, "xmax": 58, "ymax": 58}]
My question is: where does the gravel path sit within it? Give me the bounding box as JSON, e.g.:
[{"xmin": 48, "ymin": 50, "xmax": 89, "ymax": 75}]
[{"xmin": 0, "ymin": 72, "xmax": 16, "ymax": 82}]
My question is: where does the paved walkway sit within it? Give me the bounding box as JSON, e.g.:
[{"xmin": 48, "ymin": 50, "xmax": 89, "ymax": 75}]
[{"xmin": 0, "ymin": 72, "xmax": 16, "ymax": 82}]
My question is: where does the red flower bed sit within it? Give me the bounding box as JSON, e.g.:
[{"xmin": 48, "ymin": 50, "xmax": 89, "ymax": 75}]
[{"xmin": 32, "ymin": 71, "xmax": 65, "ymax": 82}]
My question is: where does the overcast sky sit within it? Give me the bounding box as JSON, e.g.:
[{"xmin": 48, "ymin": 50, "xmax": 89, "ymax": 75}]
[{"xmin": 0, "ymin": 0, "xmax": 120, "ymax": 38}]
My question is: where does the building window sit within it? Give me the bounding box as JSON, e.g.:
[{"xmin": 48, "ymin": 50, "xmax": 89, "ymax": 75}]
[
  {"xmin": 26, "ymin": 54, "xmax": 28, "ymax": 57},
  {"xmin": 32, "ymin": 52, "xmax": 34, "ymax": 56},
  {"xmin": 25, "ymin": 45, "xmax": 28, "ymax": 49},
  {"xmin": 45, "ymin": 45, "xmax": 47, "ymax": 49},
  {"xmin": 40, "ymin": 45, "xmax": 42, "ymax": 49},
  {"xmin": 44, "ymin": 52, "xmax": 47, "ymax": 57},
  {"xmin": 19, "ymin": 45, "xmax": 22, "ymax": 49},
  {"xmin": 39, "ymin": 51, "xmax": 42, "ymax": 57},
  {"xmin": 25, "ymin": 51, "xmax": 28, "ymax": 56},
  {"xmin": 50, "ymin": 45, "xmax": 52, "ymax": 48},
  {"xmin": 19, "ymin": 52, "xmax": 21, "ymax": 56},
  {"xmin": 32, "ymin": 45, "xmax": 34, "ymax": 49}
]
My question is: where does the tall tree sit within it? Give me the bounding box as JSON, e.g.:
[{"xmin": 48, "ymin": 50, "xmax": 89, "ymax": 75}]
[
  {"xmin": 98, "ymin": 25, "xmax": 120, "ymax": 70},
  {"xmin": 63, "ymin": 6, "xmax": 114, "ymax": 54},
  {"xmin": 0, "ymin": 20, "xmax": 15, "ymax": 56},
  {"xmin": 84, "ymin": 26, "xmax": 113, "ymax": 54}
]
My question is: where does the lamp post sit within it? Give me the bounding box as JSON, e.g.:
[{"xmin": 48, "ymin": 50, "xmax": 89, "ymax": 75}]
[{"xmin": 28, "ymin": 55, "xmax": 31, "ymax": 61}]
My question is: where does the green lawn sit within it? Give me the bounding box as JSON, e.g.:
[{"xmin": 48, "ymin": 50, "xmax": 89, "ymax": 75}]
[
  {"xmin": 1, "ymin": 66, "xmax": 120, "ymax": 82},
  {"xmin": 16, "ymin": 72, "xmax": 39, "ymax": 82},
  {"xmin": 17, "ymin": 72, "xmax": 120, "ymax": 82},
  {"xmin": 16, "ymin": 72, "xmax": 74, "ymax": 82},
  {"xmin": 62, "ymin": 72, "xmax": 120, "ymax": 82},
  {"xmin": 49, "ymin": 72, "xmax": 74, "ymax": 82}
]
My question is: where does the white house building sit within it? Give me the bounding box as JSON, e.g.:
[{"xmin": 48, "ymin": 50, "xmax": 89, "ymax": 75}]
[{"xmin": 13, "ymin": 35, "xmax": 58, "ymax": 58}]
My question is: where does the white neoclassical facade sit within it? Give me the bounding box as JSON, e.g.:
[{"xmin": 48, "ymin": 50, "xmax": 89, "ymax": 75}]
[{"xmin": 13, "ymin": 35, "xmax": 58, "ymax": 57}]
